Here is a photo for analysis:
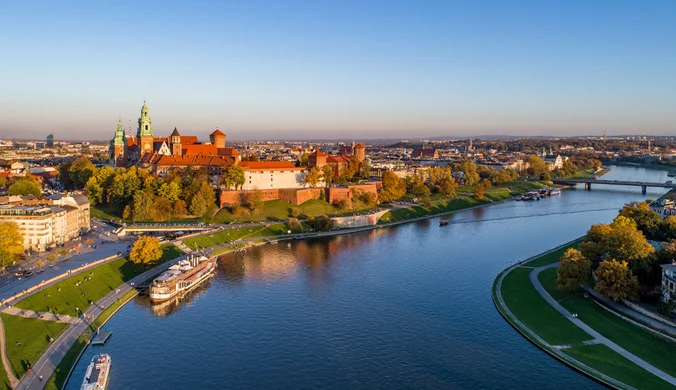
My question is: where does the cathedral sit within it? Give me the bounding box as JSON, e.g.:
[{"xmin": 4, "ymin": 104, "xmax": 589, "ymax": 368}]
[{"xmin": 109, "ymin": 102, "xmax": 240, "ymax": 173}]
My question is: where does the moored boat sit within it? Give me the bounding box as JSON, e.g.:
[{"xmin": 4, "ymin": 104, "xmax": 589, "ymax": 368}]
[
  {"xmin": 439, "ymin": 220, "xmax": 449, "ymax": 226},
  {"xmin": 81, "ymin": 354, "xmax": 111, "ymax": 390},
  {"xmin": 549, "ymin": 189, "xmax": 561, "ymax": 196},
  {"xmin": 149, "ymin": 254, "xmax": 216, "ymax": 302}
]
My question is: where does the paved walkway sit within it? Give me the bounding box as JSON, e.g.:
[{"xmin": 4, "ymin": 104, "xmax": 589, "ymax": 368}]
[
  {"xmin": 530, "ymin": 263, "xmax": 676, "ymax": 386},
  {"xmin": 15, "ymin": 258, "xmax": 179, "ymax": 390},
  {"xmin": 0, "ymin": 306, "xmax": 78, "ymax": 324}
]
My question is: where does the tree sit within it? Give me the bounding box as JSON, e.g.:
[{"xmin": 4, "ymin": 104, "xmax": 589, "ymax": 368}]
[
  {"xmin": 526, "ymin": 155, "xmax": 547, "ymax": 178},
  {"xmin": 152, "ymin": 197, "xmax": 173, "ymax": 222},
  {"xmin": 358, "ymin": 159, "xmax": 371, "ymax": 179},
  {"xmin": 579, "ymin": 222, "xmax": 654, "ymax": 268},
  {"xmin": 413, "ymin": 183, "xmax": 431, "ymax": 203},
  {"xmin": 240, "ymin": 190, "xmax": 264, "ymax": 212},
  {"xmin": 440, "ymin": 178, "xmax": 457, "ymax": 197},
  {"xmin": 378, "ymin": 170, "xmax": 406, "ymax": 202},
  {"xmin": 129, "ymin": 236, "xmax": 163, "ymax": 264},
  {"xmin": 173, "ymin": 199, "xmax": 188, "ymax": 217},
  {"xmin": 132, "ymin": 190, "xmax": 155, "ymax": 222},
  {"xmin": 557, "ymin": 248, "xmax": 591, "ymax": 291},
  {"xmin": 474, "ymin": 179, "xmax": 492, "ymax": 200},
  {"xmin": 594, "ymin": 259, "xmax": 639, "ymax": 301},
  {"xmin": 189, "ymin": 182, "xmax": 216, "ymax": 216},
  {"xmin": 0, "ymin": 222, "xmax": 23, "ymax": 270},
  {"xmin": 336, "ymin": 199, "xmax": 351, "ymax": 210},
  {"xmin": 453, "ymin": 161, "xmax": 480, "ymax": 186},
  {"xmin": 86, "ymin": 166, "xmax": 115, "ymax": 205},
  {"xmin": 220, "ymin": 164, "xmax": 245, "ymax": 190},
  {"xmin": 0, "ymin": 176, "xmax": 7, "ymax": 188},
  {"xmin": 68, "ymin": 158, "xmax": 96, "ymax": 189},
  {"xmin": 304, "ymin": 166, "xmax": 321, "ymax": 188},
  {"xmin": 157, "ymin": 181, "xmax": 182, "ymax": 203},
  {"xmin": 8, "ymin": 179, "xmax": 41, "ymax": 198},
  {"xmin": 321, "ymin": 165, "xmax": 335, "ymax": 188}
]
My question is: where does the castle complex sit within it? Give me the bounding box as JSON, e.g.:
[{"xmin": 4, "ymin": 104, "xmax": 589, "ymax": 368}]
[{"xmin": 110, "ymin": 102, "xmax": 239, "ymax": 171}]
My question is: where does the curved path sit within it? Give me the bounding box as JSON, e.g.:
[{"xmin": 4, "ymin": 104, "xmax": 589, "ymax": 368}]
[
  {"xmin": 530, "ymin": 263, "xmax": 676, "ymax": 386},
  {"xmin": 0, "ymin": 316, "xmax": 19, "ymax": 388}
]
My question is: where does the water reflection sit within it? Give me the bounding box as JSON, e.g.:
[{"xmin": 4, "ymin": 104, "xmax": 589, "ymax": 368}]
[{"xmin": 134, "ymin": 277, "xmax": 215, "ymax": 317}]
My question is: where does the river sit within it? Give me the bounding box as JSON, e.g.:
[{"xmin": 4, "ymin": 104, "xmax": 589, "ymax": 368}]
[{"xmin": 67, "ymin": 165, "xmax": 672, "ymax": 389}]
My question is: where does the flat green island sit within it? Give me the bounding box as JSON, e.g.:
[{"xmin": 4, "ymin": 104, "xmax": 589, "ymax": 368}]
[{"xmin": 494, "ymin": 243, "xmax": 676, "ymax": 389}]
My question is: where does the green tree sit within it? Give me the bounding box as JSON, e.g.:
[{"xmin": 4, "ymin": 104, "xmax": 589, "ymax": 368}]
[
  {"xmin": 557, "ymin": 248, "xmax": 591, "ymax": 291},
  {"xmin": 220, "ymin": 164, "xmax": 245, "ymax": 190},
  {"xmin": 189, "ymin": 182, "xmax": 216, "ymax": 216},
  {"xmin": 413, "ymin": 183, "xmax": 431, "ymax": 203},
  {"xmin": 132, "ymin": 190, "xmax": 156, "ymax": 222},
  {"xmin": 129, "ymin": 236, "xmax": 163, "ymax": 264},
  {"xmin": 358, "ymin": 159, "xmax": 371, "ymax": 179},
  {"xmin": 304, "ymin": 166, "xmax": 321, "ymax": 188},
  {"xmin": 299, "ymin": 152, "xmax": 309, "ymax": 167},
  {"xmin": 594, "ymin": 259, "xmax": 639, "ymax": 302},
  {"xmin": 157, "ymin": 181, "xmax": 182, "ymax": 203},
  {"xmin": 152, "ymin": 197, "xmax": 174, "ymax": 222},
  {"xmin": 336, "ymin": 199, "xmax": 350, "ymax": 210},
  {"xmin": 453, "ymin": 160, "xmax": 480, "ymax": 186},
  {"xmin": 240, "ymin": 190, "xmax": 264, "ymax": 212},
  {"xmin": 0, "ymin": 222, "xmax": 23, "ymax": 270},
  {"xmin": 68, "ymin": 158, "xmax": 96, "ymax": 189},
  {"xmin": 8, "ymin": 178, "xmax": 41, "ymax": 198},
  {"xmin": 0, "ymin": 176, "xmax": 7, "ymax": 188},
  {"xmin": 173, "ymin": 199, "xmax": 188, "ymax": 217},
  {"xmin": 86, "ymin": 166, "xmax": 115, "ymax": 205}
]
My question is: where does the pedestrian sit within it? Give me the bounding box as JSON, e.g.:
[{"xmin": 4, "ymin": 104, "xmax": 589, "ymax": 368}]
[{"xmin": 39, "ymin": 375, "xmax": 43, "ymax": 381}]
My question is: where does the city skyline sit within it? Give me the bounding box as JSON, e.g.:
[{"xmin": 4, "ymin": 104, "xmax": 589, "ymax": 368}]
[{"xmin": 1, "ymin": 0, "xmax": 675, "ymax": 140}]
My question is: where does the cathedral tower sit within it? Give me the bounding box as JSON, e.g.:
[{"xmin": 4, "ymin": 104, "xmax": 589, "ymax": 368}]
[
  {"xmin": 137, "ymin": 101, "xmax": 154, "ymax": 155},
  {"xmin": 170, "ymin": 127, "xmax": 182, "ymax": 156},
  {"xmin": 354, "ymin": 142, "xmax": 365, "ymax": 162},
  {"xmin": 110, "ymin": 117, "xmax": 126, "ymax": 165}
]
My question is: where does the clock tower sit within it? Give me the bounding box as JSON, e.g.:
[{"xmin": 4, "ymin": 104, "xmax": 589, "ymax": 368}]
[{"xmin": 137, "ymin": 101, "xmax": 154, "ymax": 155}]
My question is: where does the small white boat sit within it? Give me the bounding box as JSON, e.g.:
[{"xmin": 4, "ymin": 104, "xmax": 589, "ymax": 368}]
[
  {"xmin": 549, "ymin": 189, "xmax": 561, "ymax": 196},
  {"xmin": 81, "ymin": 354, "xmax": 111, "ymax": 390}
]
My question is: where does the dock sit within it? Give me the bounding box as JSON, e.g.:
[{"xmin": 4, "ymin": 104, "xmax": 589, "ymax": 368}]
[{"xmin": 91, "ymin": 329, "xmax": 113, "ymax": 345}]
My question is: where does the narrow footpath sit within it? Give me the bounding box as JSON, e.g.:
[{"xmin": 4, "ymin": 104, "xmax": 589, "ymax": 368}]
[
  {"xmin": 530, "ymin": 263, "xmax": 676, "ymax": 386},
  {"xmin": 0, "ymin": 317, "xmax": 18, "ymax": 388}
]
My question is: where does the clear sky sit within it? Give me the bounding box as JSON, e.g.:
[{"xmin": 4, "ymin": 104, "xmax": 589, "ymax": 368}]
[{"xmin": 1, "ymin": 0, "xmax": 675, "ymax": 141}]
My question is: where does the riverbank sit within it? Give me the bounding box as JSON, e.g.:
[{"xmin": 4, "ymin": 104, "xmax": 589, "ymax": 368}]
[{"xmin": 493, "ymin": 241, "xmax": 676, "ymax": 390}]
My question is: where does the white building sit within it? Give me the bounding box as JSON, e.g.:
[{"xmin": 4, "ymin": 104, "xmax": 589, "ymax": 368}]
[
  {"xmin": 661, "ymin": 263, "xmax": 676, "ymax": 300},
  {"xmin": 650, "ymin": 199, "xmax": 676, "ymax": 219},
  {"xmin": 239, "ymin": 161, "xmax": 307, "ymax": 190}
]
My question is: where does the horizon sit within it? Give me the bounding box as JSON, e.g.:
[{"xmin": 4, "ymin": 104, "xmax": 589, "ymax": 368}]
[{"xmin": 1, "ymin": 1, "xmax": 675, "ymax": 141}]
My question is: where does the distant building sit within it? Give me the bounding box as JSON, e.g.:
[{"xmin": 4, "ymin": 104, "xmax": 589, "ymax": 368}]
[
  {"xmin": 35, "ymin": 142, "xmax": 46, "ymax": 149},
  {"xmin": 411, "ymin": 148, "xmax": 439, "ymax": 159},
  {"xmin": 661, "ymin": 263, "xmax": 676, "ymax": 300},
  {"xmin": 46, "ymin": 133, "xmax": 54, "ymax": 148},
  {"xmin": 650, "ymin": 199, "xmax": 676, "ymax": 219}
]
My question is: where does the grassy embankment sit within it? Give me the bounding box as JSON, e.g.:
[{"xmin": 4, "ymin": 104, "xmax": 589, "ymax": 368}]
[
  {"xmin": 539, "ymin": 267, "xmax": 676, "ymax": 380},
  {"xmin": 15, "ymin": 245, "xmax": 182, "ymax": 317},
  {"xmin": 182, "ymin": 223, "xmax": 307, "ymax": 251},
  {"xmin": 0, "ymin": 314, "xmax": 69, "ymax": 380},
  {"xmin": 43, "ymin": 289, "xmax": 138, "ymax": 390},
  {"xmin": 496, "ymin": 243, "xmax": 675, "ymax": 389},
  {"xmin": 379, "ymin": 181, "xmax": 545, "ymax": 224}
]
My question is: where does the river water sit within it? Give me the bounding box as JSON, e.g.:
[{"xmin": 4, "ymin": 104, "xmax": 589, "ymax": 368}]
[{"xmin": 67, "ymin": 166, "xmax": 671, "ymax": 389}]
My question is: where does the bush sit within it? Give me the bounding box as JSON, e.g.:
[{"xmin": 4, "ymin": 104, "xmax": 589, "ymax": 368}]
[
  {"xmin": 289, "ymin": 207, "xmax": 302, "ymax": 218},
  {"xmin": 287, "ymin": 217, "xmax": 301, "ymax": 229},
  {"xmin": 359, "ymin": 191, "xmax": 377, "ymax": 206},
  {"xmin": 336, "ymin": 199, "xmax": 351, "ymax": 210}
]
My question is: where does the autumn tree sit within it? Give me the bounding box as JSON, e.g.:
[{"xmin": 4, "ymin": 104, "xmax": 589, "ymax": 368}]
[
  {"xmin": 474, "ymin": 179, "xmax": 492, "ymax": 200},
  {"xmin": 453, "ymin": 161, "xmax": 480, "ymax": 186},
  {"xmin": 321, "ymin": 165, "xmax": 335, "ymax": 188},
  {"xmin": 157, "ymin": 181, "xmax": 182, "ymax": 203},
  {"xmin": 132, "ymin": 190, "xmax": 155, "ymax": 222},
  {"xmin": 85, "ymin": 166, "xmax": 116, "ymax": 205},
  {"xmin": 129, "ymin": 236, "xmax": 163, "ymax": 264},
  {"xmin": 0, "ymin": 176, "xmax": 7, "ymax": 188},
  {"xmin": 8, "ymin": 178, "xmax": 41, "ymax": 198},
  {"xmin": 304, "ymin": 166, "xmax": 321, "ymax": 188},
  {"xmin": 579, "ymin": 221, "xmax": 654, "ymax": 268},
  {"xmin": 440, "ymin": 178, "xmax": 457, "ymax": 197},
  {"xmin": 68, "ymin": 158, "xmax": 96, "ymax": 189},
  {"xmin": 0, "ymin": 222, "xmax": 24, "ymax": 270},
  {"xmin": 557, "ymin": 248, "xmax": 591, "ymax": 291},
  {"xmin": 526, "ymin": 155, "xmax": 547, "ymax": 178},
  {"xmin": 379, "ymin": 171, "xmax": 406, "ymax": 202},
  {"xmin": 173, "ymin": 199, "xmax": 188, "ymax": 217},
  {"xmin": 594, "ymin": 259, "xmax": 639, "ymax": 301}
]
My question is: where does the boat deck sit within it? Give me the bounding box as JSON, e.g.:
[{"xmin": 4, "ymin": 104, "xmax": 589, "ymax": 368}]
[{"xmin": 91, "ymin": 330, "xmax": 113, "ymax": 346}]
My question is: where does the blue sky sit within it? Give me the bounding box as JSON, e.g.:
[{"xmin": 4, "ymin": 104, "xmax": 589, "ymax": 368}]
[{"xmin": 1, "ymin": 0, "xmax": 675, "ymax": 141}]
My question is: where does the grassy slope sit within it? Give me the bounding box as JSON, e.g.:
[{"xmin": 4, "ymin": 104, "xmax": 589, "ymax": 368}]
[
  {"xmin": 563, "ymin": 344, "xmax": 673, "ymax": 390},
  {"xmin": 15, "ymin": 245, "xmax": 183, "ymax": 317},
  {"xmin": 539, "ymin": 267, "xmax": 676, "ymax": 379},
  {"xmin": 0, "ymin": 359, "xmax": 9, "ymax": 390},
  {"xmin": 0, "ymin": 314, "xmax": 69, "ymax": 378},
  {"xmin": 525, "ymin": 243, "xmax": 579, "ymax": 268},
  {"xmin": 500, "ymin": 267, "xmax": 592, "ymax": 345}
]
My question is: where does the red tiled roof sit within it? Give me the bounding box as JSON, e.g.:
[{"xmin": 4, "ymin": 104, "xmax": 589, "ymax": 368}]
[
  {"xmin": 154, "ymin": 155, "xmax": 235, "ymax": 167},
  {"xmin": 182, "ymin": 144, "xmax": 218, "ymax": 156},
  {"xmin": 327, "ymin": 155, "xmax": 349, "ymax": 164},
  {"xmin": 180, "ymin": 136, "xmax": 198, "ymax": 145},
  {"xmin": 309, "ymin": 150, "xmax": 326, "ymax": 157},
  {"xmin": 354, "ymin": 143, "xmax": 365, "ymax": 149},
  {"xmin": 218, "ymin": 148, "xmax": 240, "ymax": 155},
  {"xmin": 238, "ymin": 161, "xmax": 300, "ymax": 170},
  {"xmin": 210, "ymin": 129, "xmax": 225, "ymax": 136}
]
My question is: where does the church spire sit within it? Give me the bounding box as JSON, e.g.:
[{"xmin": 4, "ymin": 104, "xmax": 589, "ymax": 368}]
[{"xmin": 137, "ymin": 101, "xmax": 153, "ymax": 138}]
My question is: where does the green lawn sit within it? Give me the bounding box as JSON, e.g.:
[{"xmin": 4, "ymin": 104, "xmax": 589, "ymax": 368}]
[
  {"xmin": 560, "ymin": 294, "xmax": 676, "ymax": 378},
  {"xmin": 538, "ymin": 267, "xmax": 579, "ymax": 302},
  {"xmin": 15, "ymin": 245, "xmax": 183, "ymax": 317},
  {"xmin": 500, "ymin": 267, "xmax": 592, "ymax": 345},
  {"xmin": 0, "ymin": 358, "xmax": 10, "ymax": 390},
  {"xmin": 0, "ymin": 314, "xmax": 69, "ymax": 378},
  {"xmin": 379, "ymin": 197, "xmax": 488, "ymax": 224},
  {"xmin": 563, "ymin": 344, "xmax": 674, "ymax": 390},
  {"xmin": 90, "ymin": 204, "xmax": 123, "ymax": 221},
  {"xmin": 184, "ymin": 223, "xmax": 305, "ymax": 250},
  {"xmin": 526, "ymin": 243, "xmax": 579, "ymax": 267}
]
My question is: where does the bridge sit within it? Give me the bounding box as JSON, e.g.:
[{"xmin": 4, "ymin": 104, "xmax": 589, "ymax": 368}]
[
  {"xmin": 551, "ymin": 178, "xmax": 676, "ymax": 195},
  {"xmin": 117, "ymin": 223, "xmax": 214, "ymax": 236}
]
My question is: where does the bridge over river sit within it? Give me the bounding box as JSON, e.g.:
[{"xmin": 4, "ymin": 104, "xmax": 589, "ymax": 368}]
[{"xmin": 552, "ymin": 178, "xmax": 676, "ymax": 194}]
